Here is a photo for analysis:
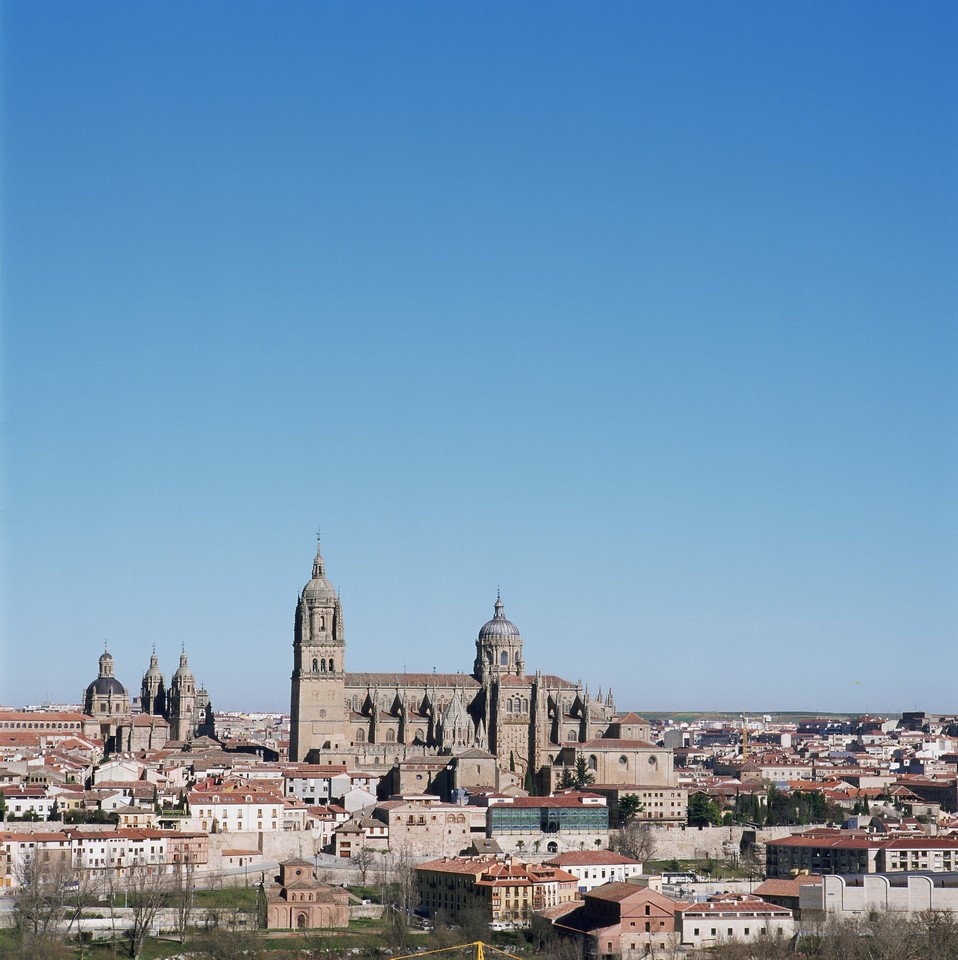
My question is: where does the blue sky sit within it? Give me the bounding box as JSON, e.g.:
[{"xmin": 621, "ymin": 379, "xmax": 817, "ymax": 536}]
[{"xmin": 2, "ymin": 1, "xmax": 956, "ymax": 714}]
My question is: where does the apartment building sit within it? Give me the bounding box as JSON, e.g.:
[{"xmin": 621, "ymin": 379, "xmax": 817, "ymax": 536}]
[
  {"xmin": 416, "ymin": 855, "xmax": 578, "ymax": 929},
  {"xmin": 766, "ymin": 829, "xmax": 958, "ymax": 878}
]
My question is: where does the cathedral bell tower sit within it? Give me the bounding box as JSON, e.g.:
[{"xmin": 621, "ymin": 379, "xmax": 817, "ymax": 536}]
[{"xmin": 290, "ymin": 537, "xmax": 347, "ymax": 761}]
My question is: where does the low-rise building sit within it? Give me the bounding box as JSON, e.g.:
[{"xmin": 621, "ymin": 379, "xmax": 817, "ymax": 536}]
[
  {"xmin": 548, "ymin": 882, "xmax": 679, "ymax": 956},
  {"xmin": 1, "ymin": 785, "xmax": 56, "ymax": 821},
  {"xmin": 332, "ymin": 815, "xmax": 388, "ymax": 858},
  {"xmin": 675, "ymin": 896, "xmax": 794, "ymax": 949},
  {"xmin": 543, "ymin": 851, "xmax": 643, "ymax": 893},
  {"xmin": 259, "ymin": 857, "xmax": 350, "ymax": 930},
  {"xmin": 800, "ymin": 872, "xmax": 958, "ymax": 920},
  {"xmin": 416, "ymin": 855, "xmax": 578, "ymax": 929},
  {"xmin": 478, "ymin": 792, "xmax": 610, "ymax": 855},
  {"xmin": 590, "ymin": 784, "xmax": 688, "ymax": 824},
  {"xmin": 373, "ymin": 798, "xmax": 486, "ymax": 857},
  {"xmin": 188, "ymin": 790, "xmax": 286, "ymax": 833},
  {"xmin": 766, "ymin": 829, "xmax": 958, "ymax": 878}
]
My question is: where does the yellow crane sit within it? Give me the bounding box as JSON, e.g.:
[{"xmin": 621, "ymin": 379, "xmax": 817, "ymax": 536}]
[{"xmin": 393, "ymin": 942, "xmax": 525, "ymax": 960}]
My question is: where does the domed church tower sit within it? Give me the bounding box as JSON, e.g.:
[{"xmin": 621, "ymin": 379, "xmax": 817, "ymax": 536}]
[
  {"xmin": 140, "ymin": 648, "xmax": 166, "ymax": 715},
  {"xmin": 290, "ymin": 536, "xmax": 348, "ymax": 761},
  {"xmin": 168, "ymin": 649, "xmax": 196, "ymax": 742},
  {"xmin": 473, "ymin": 592, "xmax": 525, "ymax": 681},
  {"xmin": 83, "ymin": 645, "xmax": 131, "ymax": 752}
]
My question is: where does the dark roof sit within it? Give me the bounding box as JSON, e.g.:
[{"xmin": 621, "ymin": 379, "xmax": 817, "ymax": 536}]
[{"xmin": 86, "ymin": 677, "xmax": 127, "ymax": 697}]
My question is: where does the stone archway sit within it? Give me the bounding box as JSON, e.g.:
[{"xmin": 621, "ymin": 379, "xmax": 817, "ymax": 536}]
[{"xmin": 297, "ymin": 912, "xmax": 308, "ymax": 929}]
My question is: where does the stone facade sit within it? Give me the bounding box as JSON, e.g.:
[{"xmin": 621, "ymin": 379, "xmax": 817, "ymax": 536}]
[
  {"xmin": 289, "ymin": 540, "xmax": 656, "ymax": 791},
  {"xmin": 372, "ymin": 797, "xmax": 487, "ymax": 857},
  {"xmin": 83, "ymin": 648, "xmax": 131, "ymax": 751},
  {"xmin": 81, "ymin": 646, "xmax": 215, "ymax": 752}
]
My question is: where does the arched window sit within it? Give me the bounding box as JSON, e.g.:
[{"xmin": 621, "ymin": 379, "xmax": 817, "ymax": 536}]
[
  {"xmin": 505, "ymin": 699, "xmax": 513, "ymax": 714},
  {"xmin": 567, "ymin": 730, "xmax": 577, "ymax": 742},
  {"xmin": 312, "ymin": 659, "xmax": 318, "ymax": 672},
  {"xmin": 319, "ymin": 615, "xmax": 325, "ymax": 631},
  {"xmin": 500, "ymin": 651, "xmax": 509, "ymax": 666},
  {"xmin": 328, "ymin": 658, "xmax": 334, "ymax": 672},
  {"xmin": 522, "ymin": 698, "xmax": 529, "ymax": 713},
  {"xmin": 588, "ymin": 755, "xmax": 598, "ymax": 770},
  {"xmin": 515, "ymin": 651, "xmax": 520, "ymax": 663},
  {"xmin": 352, "ymin": 696, "xmax": 359, "ymax": 711},
  {"xmin": 320, "ymin": 659, "xmax": 326, "ymax": 673},
  {"xmin": 547, "ymin": 842, "xmax": 558, "ymax": 854},
  {"xmin": 386, "ymin": 730, "xmax": 395, "ymax": 743},
  {"xmin": 356, "ymin": 729, "xmax": 366, "ymax": 743}
]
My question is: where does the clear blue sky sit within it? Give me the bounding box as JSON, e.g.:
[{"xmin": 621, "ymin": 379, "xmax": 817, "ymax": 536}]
[{"xmin": 2, "ymin": 1, "xmax": 956, "ymax": 715}]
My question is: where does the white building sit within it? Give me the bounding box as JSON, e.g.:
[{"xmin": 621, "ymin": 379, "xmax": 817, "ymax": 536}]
[
  {"xmin": 676, "ymin": 896, "xmax": 794, "ymax": 949},
  {"xmin": 801, "ymin": 873, "xmax": 958, "ymax": 919},
  {"xmin": 543, "ymin": 850, "xmax": 643, "ymax": 893},
  {"xmin": 188, "ymin": 791, "xmax": 285, "ymax": 833}
]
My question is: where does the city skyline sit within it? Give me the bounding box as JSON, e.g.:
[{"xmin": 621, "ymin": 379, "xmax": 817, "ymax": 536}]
[{"xmin": 3, "ymin": 2, "xmax": 956, "ymax": 713}]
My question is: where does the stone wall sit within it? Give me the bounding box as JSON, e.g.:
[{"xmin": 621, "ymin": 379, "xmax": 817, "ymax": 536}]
[{"xmin": 649, "ymin": 823, "xmax": 825, "ymax": 862}]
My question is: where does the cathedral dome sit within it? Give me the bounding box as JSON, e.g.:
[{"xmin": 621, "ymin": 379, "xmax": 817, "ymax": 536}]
[
  {"xmin": 86, "ymin": 676, "xmax": 127, "ymax": 697},
  {"xmin": 478, "ymin": 594, "xmax": 520, "ymax": 640},
  {"xmin": 302, "ymin": 541, "xmax": 336, "ymax": 603}
]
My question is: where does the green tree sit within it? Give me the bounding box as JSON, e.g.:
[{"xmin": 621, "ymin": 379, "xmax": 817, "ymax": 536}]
[
  {"xmin": 573, "ymin": 754, "xmax": 595, "ymax": 789},
  {"xmin": 618, "ymin": 794, "xmax": 644, "ymax": 825},
  {"xmin": 687, "ymin": 792, "xmax": 722, "ymax": 827}
]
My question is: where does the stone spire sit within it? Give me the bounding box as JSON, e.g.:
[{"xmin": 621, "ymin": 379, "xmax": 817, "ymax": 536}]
[{"xmin": 312, "ymin": 534, "xmax": 325, "ymax": 579}]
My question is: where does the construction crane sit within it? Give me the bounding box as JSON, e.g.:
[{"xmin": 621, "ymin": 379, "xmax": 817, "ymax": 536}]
[
  {"xmin": 741, "ymin": 711, "xmax": 749, "ymax": 762},
  {"xmin": 393, "ymin": 942, "xmax": 525, "ymax": 960}
]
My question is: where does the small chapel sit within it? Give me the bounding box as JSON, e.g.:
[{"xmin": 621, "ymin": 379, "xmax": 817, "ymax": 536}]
[{"xmin": 259, "ymin": 858, "xmax": 350, "ymax": 930}]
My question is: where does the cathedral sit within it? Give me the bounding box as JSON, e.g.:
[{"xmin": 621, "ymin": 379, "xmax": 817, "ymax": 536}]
[
  {"xmin": 83, "ymin": 645, "xmax": 214, "ymax": 752},
  {"xmin": 289, "ymin": 539, "xmax": 672, "ymax": 790}
]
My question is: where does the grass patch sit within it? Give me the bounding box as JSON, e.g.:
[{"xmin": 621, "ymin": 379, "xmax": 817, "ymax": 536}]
[
  {"xmin": 345, "ymin": 884, "xmax": 383, "ymax": 902},
  {"xmin": 645, "ymin": 857, "xmax": 754, "ymax": 880},
  {"xmin": 192, "ymin": 885, "xmax": 259, "ymax": 909}
]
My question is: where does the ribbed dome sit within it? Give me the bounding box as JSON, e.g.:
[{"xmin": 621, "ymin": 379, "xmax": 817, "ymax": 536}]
[
  {"xmin": 86, "ymin": 676, "xmax": 127, "ymax": 697},
  {"xmin": 172, "ymin": 652, "xmax": 193, "ymax": 681},
  {"xmin": 143, "ymin": 651, "xmax": 162, "ymax": 680},
  {"xmin": 478, "ymin": 594, "xmax": 520, "ymax": 640}
]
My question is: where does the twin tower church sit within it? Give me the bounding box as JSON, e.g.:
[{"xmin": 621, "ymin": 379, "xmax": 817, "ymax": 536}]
[{"xmin": 289, "ymin": 539, "xmax": 672, "ymax": 791}]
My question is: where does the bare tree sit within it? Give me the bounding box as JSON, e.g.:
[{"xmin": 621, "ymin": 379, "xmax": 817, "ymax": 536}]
[
  {"xmin": 12, "ymin": 848, "xmax": 74, "ymax": 947},
  {"xmin": 124, "ymin": 861, "xmax": 170, "ymax": 960},
  {"xmin": 382, "ymin": 847, "xmax": 418, "ymax": 954},
  {"xmin": 62, "ymin": 861, "xmax": 106, "ymax": 947},
  {"xmin": 171, "ymin": 859, "xmax": 195, "ymax": 944},
  {"xmin": 350, "ymin": 846, "xmax": 376, "ymax": 887},
  {"xmin": 614, "ymin": 821, "xmax": 657, "ymax": 863},
  {"xmin": 191, "ymin": 925, "xmax": 265, "ymax": 960}
]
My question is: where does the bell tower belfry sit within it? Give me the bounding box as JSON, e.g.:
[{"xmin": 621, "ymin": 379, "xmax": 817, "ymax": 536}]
[{"xmin": 290, "ymin": 536, "xmax": 347, "ymax": 761}]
